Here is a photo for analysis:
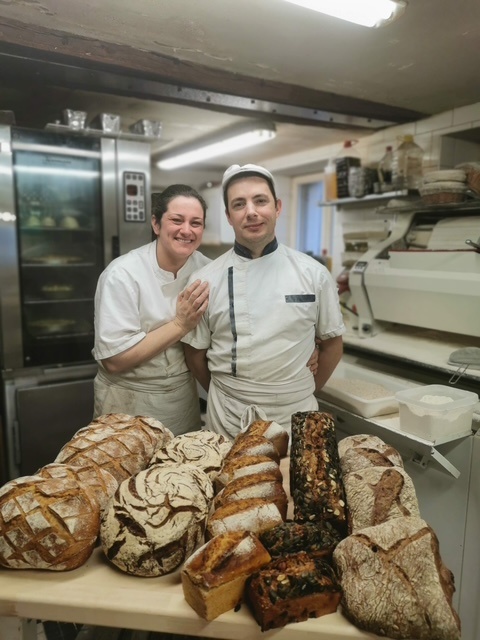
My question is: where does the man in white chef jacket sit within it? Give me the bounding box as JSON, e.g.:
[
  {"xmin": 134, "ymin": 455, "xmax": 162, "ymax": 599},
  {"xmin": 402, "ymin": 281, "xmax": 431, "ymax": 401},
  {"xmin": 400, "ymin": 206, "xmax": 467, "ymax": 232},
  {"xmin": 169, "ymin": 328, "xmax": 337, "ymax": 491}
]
[{"xmin": 182, "ymin": 164, "xmax": 345, "ymax": 438}]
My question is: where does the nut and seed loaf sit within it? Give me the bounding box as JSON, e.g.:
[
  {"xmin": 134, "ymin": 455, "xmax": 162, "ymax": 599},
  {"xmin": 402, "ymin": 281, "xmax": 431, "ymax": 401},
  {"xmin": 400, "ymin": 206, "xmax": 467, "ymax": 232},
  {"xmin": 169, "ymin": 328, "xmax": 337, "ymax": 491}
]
[
  {"xmin": 290, "ymin": 411, "xmax": 347, "ymax": 532},
  {"xmin": 246, "ymin": 550, "xmax": 341, "ymax": 631}
]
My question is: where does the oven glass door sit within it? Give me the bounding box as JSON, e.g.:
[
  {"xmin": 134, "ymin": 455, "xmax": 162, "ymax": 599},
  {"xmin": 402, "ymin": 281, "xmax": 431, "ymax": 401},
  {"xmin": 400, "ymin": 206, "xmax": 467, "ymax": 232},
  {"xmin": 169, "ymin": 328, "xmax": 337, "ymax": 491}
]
[{"xmin": 13, "ymin": 136, "xmax": 104, "ymax": 367}]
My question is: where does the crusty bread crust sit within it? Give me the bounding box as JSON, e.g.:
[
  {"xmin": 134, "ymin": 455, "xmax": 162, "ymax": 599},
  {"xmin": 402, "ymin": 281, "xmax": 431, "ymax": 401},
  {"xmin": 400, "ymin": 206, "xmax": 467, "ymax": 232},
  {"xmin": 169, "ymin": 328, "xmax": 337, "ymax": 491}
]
[{"xmin": 181, "ymin": 531, "xmax": 271, "ymax": 620}]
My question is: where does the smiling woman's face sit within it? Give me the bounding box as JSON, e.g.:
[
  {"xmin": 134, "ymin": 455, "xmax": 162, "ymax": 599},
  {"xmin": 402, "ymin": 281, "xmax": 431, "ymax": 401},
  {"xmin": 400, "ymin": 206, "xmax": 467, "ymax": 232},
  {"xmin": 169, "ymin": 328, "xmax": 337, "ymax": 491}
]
[{"xmin": 152, "ymin": 195, "xmax": 205, "ymax": 264}]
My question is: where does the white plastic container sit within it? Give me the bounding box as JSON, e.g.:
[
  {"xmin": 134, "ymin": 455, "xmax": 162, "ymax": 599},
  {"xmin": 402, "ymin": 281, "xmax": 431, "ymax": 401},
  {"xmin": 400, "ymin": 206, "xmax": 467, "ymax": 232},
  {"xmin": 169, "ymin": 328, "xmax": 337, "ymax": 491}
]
[
  {"xmin": 317, "ymin": 363, "xmax": 407, "ymax": 418},
  {"xmin": 395, "ymin": 385, "xmax": 478, "ymax": 443}
]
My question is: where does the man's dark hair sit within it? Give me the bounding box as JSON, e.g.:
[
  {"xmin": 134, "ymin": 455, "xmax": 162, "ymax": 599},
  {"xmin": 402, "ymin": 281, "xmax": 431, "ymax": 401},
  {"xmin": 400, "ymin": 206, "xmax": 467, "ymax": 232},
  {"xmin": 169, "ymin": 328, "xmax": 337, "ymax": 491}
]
[
  {"xmin": 223, "ymin": 171, "xmax": 277, "ymax": 208},
  {"xmin": 152, "ymin": 184, "xmax": 207, "ymax": 224}
]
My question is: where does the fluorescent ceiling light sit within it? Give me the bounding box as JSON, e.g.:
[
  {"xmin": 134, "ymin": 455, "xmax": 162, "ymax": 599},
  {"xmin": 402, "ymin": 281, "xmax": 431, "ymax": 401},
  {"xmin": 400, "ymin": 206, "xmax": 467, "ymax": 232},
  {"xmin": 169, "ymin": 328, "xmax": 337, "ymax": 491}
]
[
  {"xmin": 155, "ymin": 121, "xmax": 276, "ymax": 170},
  {"xmin": 283, "ymin": 0, "xmax": 406, "ymax": 27}
]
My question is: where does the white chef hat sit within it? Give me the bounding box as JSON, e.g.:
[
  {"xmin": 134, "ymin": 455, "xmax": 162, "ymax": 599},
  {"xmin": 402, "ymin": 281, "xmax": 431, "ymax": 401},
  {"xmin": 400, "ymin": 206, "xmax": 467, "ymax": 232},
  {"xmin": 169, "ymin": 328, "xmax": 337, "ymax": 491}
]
[{"xmin": 222, "ymin": 163, "xmax": 276, "ymax": 205}]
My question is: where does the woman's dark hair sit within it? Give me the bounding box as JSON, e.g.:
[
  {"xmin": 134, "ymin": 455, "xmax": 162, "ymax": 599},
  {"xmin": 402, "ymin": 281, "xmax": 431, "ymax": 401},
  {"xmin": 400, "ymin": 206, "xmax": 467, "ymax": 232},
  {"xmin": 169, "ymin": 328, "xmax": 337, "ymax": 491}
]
[{"xmin": 151, "ymin": 184, "xmax": 207, "ymax": 224}]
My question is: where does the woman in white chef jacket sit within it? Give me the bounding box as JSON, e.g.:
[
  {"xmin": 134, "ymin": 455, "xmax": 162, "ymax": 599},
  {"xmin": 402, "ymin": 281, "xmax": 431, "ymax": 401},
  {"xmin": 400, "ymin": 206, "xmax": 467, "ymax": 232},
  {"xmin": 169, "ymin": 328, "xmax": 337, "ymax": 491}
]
[{"xmin": 92, "ymin": 184, "xmax": 210, "ymax": 436}]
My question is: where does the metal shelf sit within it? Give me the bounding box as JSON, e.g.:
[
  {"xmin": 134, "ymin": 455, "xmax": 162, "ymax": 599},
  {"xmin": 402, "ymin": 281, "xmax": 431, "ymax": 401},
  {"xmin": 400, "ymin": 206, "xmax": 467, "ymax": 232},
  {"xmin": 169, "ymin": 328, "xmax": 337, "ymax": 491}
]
[{"xmin": 319, "ymin": 190, "xmax": 411, "ymax": 207}]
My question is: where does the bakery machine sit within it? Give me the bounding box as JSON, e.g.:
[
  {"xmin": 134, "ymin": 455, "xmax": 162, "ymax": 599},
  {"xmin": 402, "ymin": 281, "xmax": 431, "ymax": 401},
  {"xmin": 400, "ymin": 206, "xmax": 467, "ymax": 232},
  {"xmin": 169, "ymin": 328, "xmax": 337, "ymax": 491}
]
[
  {"xmin": 317, "ymin": 199, "xmax": 480, "ymax": 640},
  {"xmin": 348, "ymin": 202, "xmax": 480, "ymax": 339},
  {"xmin": 0, "ymin": 125, "xmax": 153, "ymax": 481}
]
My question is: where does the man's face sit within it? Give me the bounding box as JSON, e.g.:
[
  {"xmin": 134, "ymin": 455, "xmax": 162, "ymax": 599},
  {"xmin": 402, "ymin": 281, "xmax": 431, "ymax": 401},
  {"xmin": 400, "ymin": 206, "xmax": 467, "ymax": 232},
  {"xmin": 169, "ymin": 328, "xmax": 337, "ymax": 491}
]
[
  {"xmin": 151, "ymin": 195, "xmax": 205, "ymax": 263},
  {"xmin": 225, "ymin": 176, "xmax": 281, "ymax": 253}
]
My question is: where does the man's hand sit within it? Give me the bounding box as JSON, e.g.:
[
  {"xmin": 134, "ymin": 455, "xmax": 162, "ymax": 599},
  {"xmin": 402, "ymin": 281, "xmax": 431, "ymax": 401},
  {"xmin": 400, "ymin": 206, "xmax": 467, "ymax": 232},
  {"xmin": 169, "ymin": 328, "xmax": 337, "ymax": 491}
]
[
  {"xmin": 306, "ymin": 340, "xmax": 320, "ymax": 376},
  {"xmin": 174, "ymin": 280, "xmax": 209, "ymax": 334}
]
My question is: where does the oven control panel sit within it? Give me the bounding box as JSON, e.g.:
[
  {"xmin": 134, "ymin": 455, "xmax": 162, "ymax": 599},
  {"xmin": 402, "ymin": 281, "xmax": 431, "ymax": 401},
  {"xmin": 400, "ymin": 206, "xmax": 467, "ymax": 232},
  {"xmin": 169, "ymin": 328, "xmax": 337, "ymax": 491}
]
[{"xmin": 123, "ymin": 172, "xmax": 146, "ymax": 222}]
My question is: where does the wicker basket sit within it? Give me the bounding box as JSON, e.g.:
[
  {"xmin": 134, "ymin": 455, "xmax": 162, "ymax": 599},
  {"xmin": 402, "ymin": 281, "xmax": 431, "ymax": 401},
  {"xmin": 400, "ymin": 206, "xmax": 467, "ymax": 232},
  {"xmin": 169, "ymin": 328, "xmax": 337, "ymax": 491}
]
[
  {"xmin": 421, "ymin": 191, "xmax": 468, "ymax": 205},
  {"xmin": 456, "ymin": 162, "xmax": 480, "ymax": 195}
]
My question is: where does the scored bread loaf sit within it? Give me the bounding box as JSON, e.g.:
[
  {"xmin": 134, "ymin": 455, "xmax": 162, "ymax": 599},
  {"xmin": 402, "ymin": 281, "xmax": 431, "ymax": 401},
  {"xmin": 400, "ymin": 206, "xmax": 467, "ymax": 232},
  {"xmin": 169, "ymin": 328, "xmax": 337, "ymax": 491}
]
[
  {"xmin": 214, "ymin": 473, "xmax": 288, "ymax": 519},
  {"xmin": 338, "ymin": 434, "xmax": 403, "ymax": 475},
  {"xmin": 215, "ymin": 455, "xmax": 282, "ymax": 492},
  {"xmin": 0, "ymin": 472, "xmax": 101, "ymax": 571},
  {"xmin": 290, "ymin": 411, "xmax": 347, "ymax": 532},
  {"xmin": 56, "ymin": 414, "xmax": 173, "ymax": 483},
  {"xmin": 333, "ymin": 516, "xmax": 461, "ymax": 640},
  {"xmin": 149, "ymin": 430, "xmax": 231, "ymax": 479},
  {"xmin": 259, "ymin": 520, "xmax": 342, "ymax": 560},
  {"xmin": 243, "ymin": 420, "xmax": 289, "ymax": 457},
  {"xmin": 36, "ymin": 462, "xmax": 118, "ymax": 511},
  {"xmin": 181, "ymin": 531, "xmax": 271, "ymax": 620},
  {"xmin": 206, "ymin": 498, "xmax": 284, "ymax": 540},
  {"xmin": 344, "ymin": 466, "xmax": 420, "ymax": 532},
  {"xmin": 100, "ymin": 462, "xmax": 213, "ymax": 576},
  {"xmin": 246, "ymin": 551, "xmax": 342, "ymax": 631},
  {"xmin": 224, "ymin": 433, "xmax": 280, "ymax": 465}
]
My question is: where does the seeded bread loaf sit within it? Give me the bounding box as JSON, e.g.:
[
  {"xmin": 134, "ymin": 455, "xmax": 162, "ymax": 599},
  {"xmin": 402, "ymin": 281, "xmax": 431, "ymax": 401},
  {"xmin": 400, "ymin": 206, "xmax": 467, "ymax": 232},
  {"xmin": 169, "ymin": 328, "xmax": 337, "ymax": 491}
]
[
  {"xmin": 181, "ymin": 531, "xmax": 271, "ymax": 620},
  {"xmin": 259, "ymin": 521, "xmax": 342, "ymax": 560},
  {"xmin": 290, "ymin": 411, "xmax": 347, "ymax": 532},
  {"xmin": 206, "ymin": 498, "xmax": 284, "ymax": 540},
  {"xmin": 338, "ymin": 434, "xmax": 403, "ymax": 475},
  {"xmin": 0, "ymin": 472, "xmax": 101, "ymax": 570},
  {"xmin": 100, "ymin": 462, "xmax": 213, "ymax": 576},
  {"xmin": 333, "ymin": 516, "xmax": 461, "ymax": 640},
  {"xmin": 214, "ymin": 473, "xmax": 288, "ymax": 519},
  {"xmin": 215, "ymin": 455, "xmax": 282, "ymax": 492},
  {"xmin": 56, "ymin": 414, "xmax": 173, "ymax": 483},
  {"xmin": 344, "ymin": 466, "xmax": 420, "ymax": 531},
  {"xmin": 149, "ymin": 430, "xmax": 231, "ymax": 480},
  {"xmin": 243, "ymin": 420, "xmax": 289, "ymax": 457},
  {"xmin": 246, "ymin": 551, "xmax": 342, "ymax": 631}
]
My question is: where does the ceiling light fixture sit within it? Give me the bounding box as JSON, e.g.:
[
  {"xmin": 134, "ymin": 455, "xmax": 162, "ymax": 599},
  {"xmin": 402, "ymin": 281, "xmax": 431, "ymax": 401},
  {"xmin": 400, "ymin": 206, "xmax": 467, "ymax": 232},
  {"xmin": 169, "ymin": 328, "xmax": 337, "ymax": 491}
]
[
  {"xmin": 283, "ymin": 0, "xmax": 406, "ymax": 27},
  {"xmin": 155, "ymin": 120, "xmax": 277, "ymax": 170}
]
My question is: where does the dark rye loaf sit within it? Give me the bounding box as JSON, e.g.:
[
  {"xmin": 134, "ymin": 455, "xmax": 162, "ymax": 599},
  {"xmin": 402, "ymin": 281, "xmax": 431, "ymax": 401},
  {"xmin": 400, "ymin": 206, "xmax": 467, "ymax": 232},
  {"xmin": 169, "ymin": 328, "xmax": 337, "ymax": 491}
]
[{"xmin": 333, "ymin": 516, "xmax": 461, "ymax": 640}]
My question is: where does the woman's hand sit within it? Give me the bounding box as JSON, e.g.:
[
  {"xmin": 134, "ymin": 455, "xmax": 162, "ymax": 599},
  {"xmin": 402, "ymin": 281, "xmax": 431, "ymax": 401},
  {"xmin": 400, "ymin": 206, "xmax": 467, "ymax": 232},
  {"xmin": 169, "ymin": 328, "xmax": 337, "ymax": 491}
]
[{"xmin": 174, "ymin": 280, "xmax": 209, "ymax": 334}]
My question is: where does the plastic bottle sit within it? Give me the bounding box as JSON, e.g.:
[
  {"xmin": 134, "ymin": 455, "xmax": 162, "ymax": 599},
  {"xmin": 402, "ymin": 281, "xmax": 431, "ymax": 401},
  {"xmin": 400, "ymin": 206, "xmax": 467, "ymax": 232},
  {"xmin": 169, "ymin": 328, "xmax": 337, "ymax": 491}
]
[
  {"xmin": 324, "ymin": 158, "xmax": 337, "ymax": 201},
  {"xmin": 378, "ymin": 145, "xmax": 393, "ymax": 191},
  {"xmin": 391, "ymin": 135, "xmax": 424, "ymax": 191}
]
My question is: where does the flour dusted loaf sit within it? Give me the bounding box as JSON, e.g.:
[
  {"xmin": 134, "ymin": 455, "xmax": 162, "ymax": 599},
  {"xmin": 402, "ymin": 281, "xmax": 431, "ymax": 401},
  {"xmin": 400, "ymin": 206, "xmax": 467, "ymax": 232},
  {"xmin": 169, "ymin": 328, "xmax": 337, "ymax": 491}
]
[
  {"xmin": 215, "ymin": 455, "xmax": 282, "ymax": 492},
  {"xmin": 259, "ymin": 520, "xmax": 342, "ymax": 560},
  {"xmin": 290, "ymin": 411, "xmax": 347, "ymax": 532},
  {"xmin": 149, "ymin": 430, "xmax": 231, "ymax": 479},
  {"xmin": 206, "ymin": 498, "xmax": 284, "ymax": 540},
  {"xmin": 214, "ymin": 473, "xmax": 288, "ymax": 519},
  {"xmin": 338, "ymin": 434, "xmax": 403, "ymax": 475},
  {"xmin": 243, "ymin": 420, "xmax": 289, "ymax": 457},
  {"xmin": 100, "ymin": 462, "xmax": 213, "ymax": 576},
  {"xmin": 224, "ymin": 433, "xmax": 280, "ymax": 464},
  {"xmin": 56, "ymin": 414, "xmax": 173, "ymax": 483},
  {"xmin": 246, "ymin": 550, "xmax": 342, "ymax": 631},
  {"xmin": 0, "ymin": 470, "xmax": 101, "ymax": 570},
  {"xmin": 344, "ymin": 466, "xmax": 420, "ymax": 531},
  {"xmin": 181, "ymin": 531, "xmax": 271, "ymax": 620},
  {"xmin": 333, "ymin": 516, "xmax": 461, "ymax": 640},
  {"xmin": 37, "ymin": 462, "xmax": 118, "ymax": 511}
]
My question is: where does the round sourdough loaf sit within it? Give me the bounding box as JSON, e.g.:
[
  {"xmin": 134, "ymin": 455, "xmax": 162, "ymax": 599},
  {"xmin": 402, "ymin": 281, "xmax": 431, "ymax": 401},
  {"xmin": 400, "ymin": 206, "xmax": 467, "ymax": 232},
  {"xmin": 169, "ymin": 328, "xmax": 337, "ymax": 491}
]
[
  {"xmin": 55, "ymin": 414, "xmax": 173, "ymax": 483},
  {"xmin": 37, "ymin": 462, "xmax": 118, "ymax": 511},
  {"xmin": 0, "ymin": 472, "xmax": 101, "ymax": 570},
  {"xmin": 100, "ymin": 462, "xmax": 213, "ymax": 576},
  {"xmin": 333, "ymin": 517, "xmax": 461, "ymax": 640},
  {"xmin": 149, "ymin": 430, "xmax": 231, "ymax": 479},
  {"xmin": 343, "ymin": 466, "xmax": 420, "ymax": 531},
  {"xmin": 338, "ymin": 434, "xmax": 403, "ymax": 475}
]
